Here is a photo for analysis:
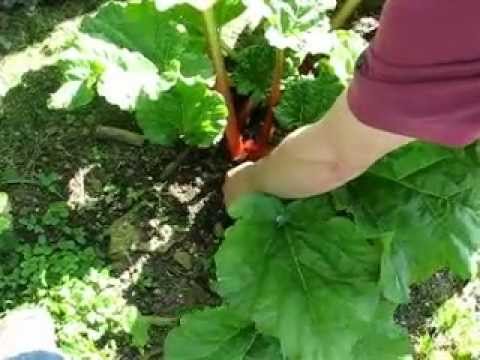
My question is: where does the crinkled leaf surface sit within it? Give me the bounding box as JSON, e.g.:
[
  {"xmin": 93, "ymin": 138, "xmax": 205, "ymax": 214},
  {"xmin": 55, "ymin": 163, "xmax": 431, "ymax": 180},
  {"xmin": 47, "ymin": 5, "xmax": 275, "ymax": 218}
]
[
  {"xmin": 245, "ymin": 336, "xmax": 282, "ymax": 360},
  {"xmin": 50, "ymin": 36, "xmax": 167, "ymax": 111},
  {"xmin": 156, "ymin": 0, "xmax": 245, "ymax": 27},
  {"xmin": 48, "ymin": 59, "xmax": 97, "ymax": 110},
  {"xmin": 155, "ymin": 0, "xmax": 217, "ymax": 11},
  {"xmin": 352, "ymin": 302, "xmax": 412, "ymax": 360},
  {"xmin": 82, "ymin": 1, "xmax": 213, "ymax": 80},
  {"xmin": 165, "ymin": 307, "xmax": 276, "ymax": 360},
  {"xmin": 328, "ymin": 30, "xmax": 368, "ymax": 84},
  {"xmin": 232, "ymin": 42, "xmax": 276, "ymax": 101},
  {"xmin": 232, "ymin": 35, "xmax": 300, "ymax": 101},
  {"xmin": 244, "ymin": 0, "xmax": 336, "ymax": 55},
  {"xmin": 216, "ymin": 194, "xmax": 393, "ymax": 360},
  {"xmin": 275, "ymin": 65, "xmax": 344, "ymax": 129},
  {"xmin": 136, "ymin": 80, "xmax": 227, "ymax": 147},
  {"xmin": 347, "ymin": 143, "xmax": 480, "ymax": 303}
]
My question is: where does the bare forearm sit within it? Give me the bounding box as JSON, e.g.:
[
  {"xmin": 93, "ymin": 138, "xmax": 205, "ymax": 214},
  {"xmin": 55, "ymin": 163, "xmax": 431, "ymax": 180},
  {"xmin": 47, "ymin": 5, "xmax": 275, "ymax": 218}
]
[
  {"xmin": 251, "ymin": 127, "xmax": 353, "ymax": 199},
  {"xmin": 247, "ymin": 91, "xmax": 413, "ymax": 199}
]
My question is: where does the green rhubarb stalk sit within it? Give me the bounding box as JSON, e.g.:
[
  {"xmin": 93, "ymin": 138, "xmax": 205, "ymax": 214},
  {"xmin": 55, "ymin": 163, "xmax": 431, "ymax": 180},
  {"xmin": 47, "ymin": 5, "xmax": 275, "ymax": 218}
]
[
  {"xmin": 260, "ymin": 48, "xmax": 285, "ymax": 143},
  {"xmin": 331, "ymin": 0, "xmax": 363, "ymax": 29},
  {"xmin": 203, "ymin": 7, "xmax": 241, "ymax": 158}
]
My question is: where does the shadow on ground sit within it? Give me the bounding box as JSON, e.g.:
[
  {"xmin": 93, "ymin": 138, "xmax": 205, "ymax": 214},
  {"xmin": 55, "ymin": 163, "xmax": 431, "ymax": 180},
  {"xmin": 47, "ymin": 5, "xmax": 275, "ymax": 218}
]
[
  {"xmin": 0, "ymin": 0, "xmax": 107, "ymax": 56},
  {"xmin": 0, "ymin": 65, "xmax": 230, "ymax": 358}
]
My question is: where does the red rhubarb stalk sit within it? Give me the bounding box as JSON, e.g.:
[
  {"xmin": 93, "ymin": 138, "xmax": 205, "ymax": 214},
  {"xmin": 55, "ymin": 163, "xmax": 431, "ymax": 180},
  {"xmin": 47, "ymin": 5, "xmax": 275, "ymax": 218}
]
[{"xmin": 203, "ymin": 8, "xmax": 243, "ymax": 159}]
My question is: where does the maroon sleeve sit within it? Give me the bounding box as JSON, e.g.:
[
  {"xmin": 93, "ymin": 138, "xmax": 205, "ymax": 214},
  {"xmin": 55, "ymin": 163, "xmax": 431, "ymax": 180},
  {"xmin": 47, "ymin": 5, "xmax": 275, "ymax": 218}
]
[{"xmin": 347, "ymin": 0, "xmax": 480, "ymax": 146}]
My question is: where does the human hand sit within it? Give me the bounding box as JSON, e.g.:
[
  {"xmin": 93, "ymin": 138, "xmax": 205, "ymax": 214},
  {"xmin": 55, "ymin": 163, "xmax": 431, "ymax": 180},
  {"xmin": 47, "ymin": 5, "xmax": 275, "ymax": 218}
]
[{"xmin": 223, "ymin": 161, "xmax": 258, "ymax": 208}]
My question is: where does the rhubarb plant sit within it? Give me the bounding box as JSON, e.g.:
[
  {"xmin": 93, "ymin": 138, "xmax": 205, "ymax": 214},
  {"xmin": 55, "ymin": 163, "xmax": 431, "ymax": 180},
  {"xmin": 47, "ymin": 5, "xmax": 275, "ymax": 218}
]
[
  {"xmin": 49, "ymin": 0, "xmax": 362, "ymax": 159},
  {"xmin": 47, "ymin": 1, "xmax": 480, "ymax": 359},
  {"xmin": 164, "ymin": 142, "xmax": 480, "ymax": 360}
]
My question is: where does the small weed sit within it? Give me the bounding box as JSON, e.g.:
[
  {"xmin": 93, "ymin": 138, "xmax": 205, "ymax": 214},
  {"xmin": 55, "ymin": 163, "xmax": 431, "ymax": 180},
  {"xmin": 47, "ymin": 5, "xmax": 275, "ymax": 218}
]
[
  {"xmin": 416, "ymin": 281, "xmax": 480, "ymax": 360},
  {"xmin": 37, "ymin": 171, "xmax": 63, "ymax": 198},
  {"xmin": 1, "ymin": 192, "xmax": 152, "ymax": 358}
]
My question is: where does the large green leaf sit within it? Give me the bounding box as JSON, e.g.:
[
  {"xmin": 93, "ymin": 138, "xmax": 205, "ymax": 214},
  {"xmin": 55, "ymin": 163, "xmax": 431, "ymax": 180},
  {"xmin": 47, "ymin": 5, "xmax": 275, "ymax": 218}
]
[
  {"xmin": 275, "ymin": 65, "xmax": 344, "ymax": 129},
  {"xmin": 244, "ymin": 0, "xmax": 336, "ymax": 55},
  {"xmin": 164, "ymin": 307, "xmax": 280, "ymax": 360},
  {"xmin": 48, "ymin": 58, "xmax": 97, "ymax": 110},
  {"xmin": 347, "ymin": 143, "xmax": 480, "ymax": 303},
  {"xmin": 155, "ymin": 0, "xmax": 245, "ymax": 27},
  {"xmin": 136, "ymin": 80, "xmax": 227, "ymax": 147},
  {"xmin": 328, "ymin": 30, "xmax": 368, "ymax": 84},
  {"xmin": 50, "ymin": 35, "xmax": 169, "ymax": 111},
  {"xmin": 155, "ymin": 0, "xmax": 217, "ymax": 11},
  {"xmin": 352, "ymin": 302, "xmax": 412, "ymax": 360},
  {"xmin": 216, "ymin": 194, "xmax": 392, "ymax": 360},
  {"xmin": 245, "ymin": 336, "xmax": 282, "ymax": 360},
  {"xmin": 82, "ymin": 1, "xmax": 213, "ymax": 80},
  {"xmin": 231, "ymin": 42, "xmax": 276, "ymax": 101}
]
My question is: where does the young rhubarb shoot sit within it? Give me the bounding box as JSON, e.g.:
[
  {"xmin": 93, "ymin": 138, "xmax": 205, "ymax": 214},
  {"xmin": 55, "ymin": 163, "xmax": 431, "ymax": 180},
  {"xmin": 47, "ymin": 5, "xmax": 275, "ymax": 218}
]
[
  {"xmin": 203, "ymin": 7, "xmax": 243, "ymax": 159},
  {"xmin": 260, "ymin": 48, "xmax": 284, "ymax": 145}
]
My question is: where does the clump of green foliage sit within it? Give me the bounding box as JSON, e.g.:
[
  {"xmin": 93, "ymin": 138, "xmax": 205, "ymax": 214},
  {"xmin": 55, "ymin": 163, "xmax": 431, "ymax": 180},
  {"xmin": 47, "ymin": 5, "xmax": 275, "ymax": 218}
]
[
  {"xmin": 49, "ymin": 0, "xmax": 366, "ymax": 159},
  {"xmin": 0, "ymin": 193, "xmax": 150, "ymax": 359},
  {"xmin": 417, "ymin": 280, "xmax": 480, "ymax": 360},
  {"xmin": 47, "ymin": 0, "xmax": 480, "ymax": 359},
  {"xmin": 164, "ymin": 143, "xmax": 480, "ymax": 360}
]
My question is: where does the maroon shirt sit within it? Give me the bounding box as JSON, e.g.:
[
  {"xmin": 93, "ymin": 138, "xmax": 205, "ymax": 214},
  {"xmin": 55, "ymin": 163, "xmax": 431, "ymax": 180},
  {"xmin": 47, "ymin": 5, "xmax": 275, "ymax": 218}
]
[{"xmin": 348, "ymin": 0, "xmax": 480, "ymax": 146}]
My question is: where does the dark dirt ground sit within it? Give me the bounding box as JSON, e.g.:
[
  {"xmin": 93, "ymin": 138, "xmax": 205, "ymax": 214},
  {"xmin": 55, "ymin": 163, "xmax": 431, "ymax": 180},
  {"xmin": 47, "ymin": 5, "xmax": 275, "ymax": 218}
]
[
  {"xmin": 0, "ymin": 2, "xmax": 232, "ymax": 357},
  {"xmin": 0, "ymin": 0, "xmax": 469, "ymax": 359},
  {"xmin": 0, "ymin": 66, "xmax": 231, "ymax": 357}
]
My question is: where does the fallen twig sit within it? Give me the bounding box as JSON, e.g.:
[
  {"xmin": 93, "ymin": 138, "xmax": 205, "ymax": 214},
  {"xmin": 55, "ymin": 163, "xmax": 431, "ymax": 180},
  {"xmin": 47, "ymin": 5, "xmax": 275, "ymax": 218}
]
[
  {"xmin": 145, "ymin": 315, "xmax": 178, "ymax": 326},
  {"xmin": 95, "ymin": 125, "xmax": 145, "ymax": 147}
]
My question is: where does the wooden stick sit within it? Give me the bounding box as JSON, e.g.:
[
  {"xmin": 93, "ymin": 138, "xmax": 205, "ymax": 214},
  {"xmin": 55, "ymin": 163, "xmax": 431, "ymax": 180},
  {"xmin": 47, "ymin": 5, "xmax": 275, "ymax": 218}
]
[{"xmin": 95, "ymin": 125, "xmax": 145, "ymax": 147}]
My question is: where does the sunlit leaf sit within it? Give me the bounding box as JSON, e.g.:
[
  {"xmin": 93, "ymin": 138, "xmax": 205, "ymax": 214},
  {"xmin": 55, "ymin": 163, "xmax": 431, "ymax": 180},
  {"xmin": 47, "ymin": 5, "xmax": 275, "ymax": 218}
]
[{"xmin": 136, "ymin": 80, "xmax": 227, "ymax": 147}]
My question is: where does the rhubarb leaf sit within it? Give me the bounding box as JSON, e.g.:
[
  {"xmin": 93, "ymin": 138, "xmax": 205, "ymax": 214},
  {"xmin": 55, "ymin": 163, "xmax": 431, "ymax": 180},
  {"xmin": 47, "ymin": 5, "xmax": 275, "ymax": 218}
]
[
  {"xmin": 155, "ymin": 0, "xmax": 217, "ymax": 11},
  {"xmin": 216, "ymin": 194, "xmax": 386, "ymax": 360},
  {"xmin": 244, "ymin": 0, "xmax": 336, "ymax": 56},
  {"xmin": 156, "ymin": 0, "xmax": 245, "ymax": 26},
  {"xmin": 245, "ymin": 336, "xmax": 282, "ymax": 359},
  {"xmin": 48, "ymin": 60, "xmax": 96, "ymax": 110},
  {"xmin": 275, "ymin": 65, "xmax": 344, "ymax": 129},
  {"xmin": 50, "ymin": 36, "xmax": 167, "ymax": 111},
  {"xmin": 347, "ymin": 143, "xmax": 480, "ymax": 303},
  {"xmin": 352, "ymin": 302, "xmax": 412, "ymax": 360},
  {"xmin": 136, "ymin": 80, "xmax": 227, "ymax": 147},
  {"xmin": 164, "ymin": 307, "xmax": 255, "ymax": 360},
  {"xmin": 82, "ymin": 1, "xmax": 213, "ymax": 81},
  {"xmin": 328, "ymin": 30, "xmax": 368, "ymax": 84},
  {"xmin": 232, "ymin": 42, "xmax": 276, "ymax": 101},
  {"xmin": 164, "ymin": 307, "xmax": 282, "ymax": 360}
]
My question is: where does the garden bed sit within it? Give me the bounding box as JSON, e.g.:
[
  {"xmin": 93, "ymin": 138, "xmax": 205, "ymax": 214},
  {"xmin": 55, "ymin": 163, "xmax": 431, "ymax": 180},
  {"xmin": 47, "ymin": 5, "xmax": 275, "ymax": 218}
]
[{"xmin": 0, "ymin": 1, "xmax": 479, "ymax": 359}]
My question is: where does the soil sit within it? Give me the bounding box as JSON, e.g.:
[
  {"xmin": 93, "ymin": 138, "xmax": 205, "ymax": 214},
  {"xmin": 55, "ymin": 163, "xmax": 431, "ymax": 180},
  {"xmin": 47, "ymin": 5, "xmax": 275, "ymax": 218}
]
[
  {"xmin": 0, "ymin": 2, "xmax": 231, "ymax": 357},
  {"xmin": 0, "ymin": 0, "xmax": 468, "ymax": 359}
]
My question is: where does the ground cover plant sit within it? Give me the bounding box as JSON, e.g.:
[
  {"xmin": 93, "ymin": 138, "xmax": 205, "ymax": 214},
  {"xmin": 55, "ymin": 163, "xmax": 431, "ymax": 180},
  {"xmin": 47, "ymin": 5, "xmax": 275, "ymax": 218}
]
[
  {"xmin": 0, "ymin": 193, "xmax": 154, "ymax": 358},
  {"xmin": 417, "ymin": 280, "xmax": 480, "ymax": 359},
  {"xmin": 1, "ymin": 0, "xmax": 479, "ymax": 359}
]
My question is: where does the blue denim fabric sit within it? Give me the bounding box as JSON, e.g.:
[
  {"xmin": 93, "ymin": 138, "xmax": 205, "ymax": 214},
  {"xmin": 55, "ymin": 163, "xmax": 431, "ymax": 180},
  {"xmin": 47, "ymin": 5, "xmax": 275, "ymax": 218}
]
[{"xmin": 7, "ymin": 351, "xmax": 64, "ymax": 360}]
